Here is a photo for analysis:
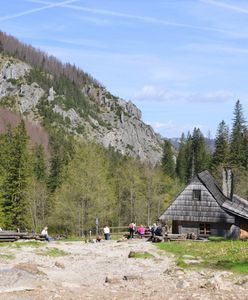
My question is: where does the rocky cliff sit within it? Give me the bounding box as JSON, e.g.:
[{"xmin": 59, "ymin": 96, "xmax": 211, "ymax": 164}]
[{"xmin": 0, "ymin": 54, "xmax": 163, "ymax": 164}]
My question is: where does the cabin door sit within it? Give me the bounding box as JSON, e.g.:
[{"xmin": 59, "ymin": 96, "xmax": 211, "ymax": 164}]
[{"xmin": 172, "ymin": 220, "xmax": 179, "ymax": 234}]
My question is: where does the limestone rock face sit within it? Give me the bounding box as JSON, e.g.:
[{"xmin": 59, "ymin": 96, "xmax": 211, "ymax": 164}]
[
  {"xmin": 19, "ymin": 83, "xmax": 45, "ymax": 113},
  {"xmin": 0, "ymin": 60, "xmax": 30, "ymax": 80},
  {"xmin": 48, "ymin": 86, "xmax": 56, "ymax": 102},
  {"xmin": 53, "ymin": 105, "xmax": 82, "ymax": 127},
  {"xmin": 81, "ymin": 85, "xmax": 163, "ymax": 164},
  {"xmin": 0, "ymin": 56, "xmax": 163, "ymax": 164}
]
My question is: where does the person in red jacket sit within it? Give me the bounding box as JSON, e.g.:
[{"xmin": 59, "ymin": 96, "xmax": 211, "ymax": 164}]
[{"xmin": 137, "ymin": 224, "xmax": 145, "ymax": 238}]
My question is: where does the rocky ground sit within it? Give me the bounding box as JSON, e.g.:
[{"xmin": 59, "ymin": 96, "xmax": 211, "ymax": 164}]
[{"xmin": 0, "ymin": 239, "xmax": 247, "ymax": 299}]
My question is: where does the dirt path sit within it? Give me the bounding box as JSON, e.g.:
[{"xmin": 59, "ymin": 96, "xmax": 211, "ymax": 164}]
[{"xmin": 0, "ymin": 239, "xmax": 247, "ymax": 299}]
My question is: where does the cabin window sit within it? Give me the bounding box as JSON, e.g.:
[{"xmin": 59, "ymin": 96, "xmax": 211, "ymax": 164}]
[
  {"xmin": 199, "ymin": 223, "xmax": 211, "ymax": 235},
  {"xmin": 193, "ymin": 189, "xmax": 201, "ymax": 201}
]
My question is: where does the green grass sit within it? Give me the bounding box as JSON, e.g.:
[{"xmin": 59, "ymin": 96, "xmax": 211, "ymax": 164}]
[
  {"xmin": 208, "ymin": 236, "xmax": 227, "ymax": 242},
  {"xmin": 157, "ymin": 240, "xmax": 248, "ymax": 273},
  {"xmin": 128, "ymin": 251, "xmax": 154, "ymax": 259},
  {"xmin": 36, "ymin": 247, "xmax": 69, "ymax": 257},
  {"xmin": 0, "ymin": 241, "xmax": 44, "ymax": 248},
  {"xmin": 0, "ymin": 253, "xmax": 15, "ymax": 260},
  {"xmin": 13, "ymin": 241, "xmax": 44, "ymax": 248},
  {"xmin": 0, "ymin": 242, "xmax": 12, "ymax": 247}
]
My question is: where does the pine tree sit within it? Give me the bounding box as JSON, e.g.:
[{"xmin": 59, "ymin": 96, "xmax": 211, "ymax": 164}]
[
  {"xmin": 184, "ymin": 132, "xmax": 193, "ymax": 182},
  {"xmin": 179, "ymin": 128, "xmax": 209, "ymax": 182},
  {"xmin": 0, "ymin": 121, "xmax": 30, "ymax": 229},
  {"xmin": 48, "ymin": 129, "xmax": 74, "ymax": 192},
  {"xmin": 242, "ymin": 129, "xmax": 248, "ymax": 170},
  {"xmin": 211, "ymin": 120, "xmax": 229, "ymax": 169},
  {"xmin": 176, "ymin": 133, "xmax": 187, "ymax": 183},
  {"xmin": 32, "ymin": 144, "xmax": 47, "ymax": 182},
  {"xmin": 229, "ymin": 100, "xmax": 246, "ymax": 166},
  {"xmin": 27, "ymin": 144, "xmax": 49, "ymax": 231},
  {"xmin": 161, "ymin": 139, "xmax": 175, "ymax": 178}
]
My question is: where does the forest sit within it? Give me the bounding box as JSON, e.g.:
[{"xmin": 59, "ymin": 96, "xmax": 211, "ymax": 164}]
[
  {"xmin": 0, "ymin": 121, "xmax": 177, "ymax": 235},
  {"xmin": 0, "ymin": 99, "xmax": 247, "ymax": 236},
  {"xmin": 0, "ymin": 31, "xmax": 248, "ymax": 236}
]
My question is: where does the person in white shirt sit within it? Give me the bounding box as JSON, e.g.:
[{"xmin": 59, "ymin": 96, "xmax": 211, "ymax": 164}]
[
  {"xmin": 103, "ymin": 225, "xmax": 110, "ymax": 240},
  {"xmin": 41, "ymin": 226, "xmax": 53, "ymax": 241}
]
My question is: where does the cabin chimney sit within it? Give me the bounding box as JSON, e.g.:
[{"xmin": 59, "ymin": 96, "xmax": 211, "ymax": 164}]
[{"xmin": 222, "ymin": 168, "xmax": 233, "ymax": 199}]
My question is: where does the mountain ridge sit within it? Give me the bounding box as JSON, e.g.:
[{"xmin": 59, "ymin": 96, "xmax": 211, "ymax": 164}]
[{"xmin": 0, "ymin": 31, "xmax": 163, "ymax": 164}]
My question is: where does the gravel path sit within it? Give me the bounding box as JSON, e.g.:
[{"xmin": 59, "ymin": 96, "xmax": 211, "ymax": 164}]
[{"xmin": 0, "ymin": 239, "xmax": 247, "ymax": 299}]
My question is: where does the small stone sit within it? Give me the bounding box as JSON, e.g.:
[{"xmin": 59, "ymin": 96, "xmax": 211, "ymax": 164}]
[{"xmin": 55, "ymin": 261, "xmax": 65, "ymax": 269}]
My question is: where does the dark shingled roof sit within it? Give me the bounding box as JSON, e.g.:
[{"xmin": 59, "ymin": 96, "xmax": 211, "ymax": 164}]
[
  {"xmin": 197, "ymin": 170, "xmax": 227, "ymax": 206},
  {"xmin": 198, "ymin": 170, "xmax": 248, "ymax": 220},
  {"xmin": 160, "ymin": 170, "xmax": 248, "ymax": 222},
  {"xmin": 223, "ymin": 195, "xmax": 248, "ymax": 220}
]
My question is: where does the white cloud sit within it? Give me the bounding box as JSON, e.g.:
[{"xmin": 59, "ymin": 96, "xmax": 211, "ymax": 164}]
[
  {"xmin": 134, "ymin": 85, "xmax": 166, "ymax": 99},
  {"xmin": 150, "ymin": 121, "xmax": 175, "ymax": 130},
  {"xmin": 134, "ymin": 85, "xmax": 234, "ymax": 103},
  {"xmin": 186, "ymin": 90, "xmax": 234, "ymax": 103}
]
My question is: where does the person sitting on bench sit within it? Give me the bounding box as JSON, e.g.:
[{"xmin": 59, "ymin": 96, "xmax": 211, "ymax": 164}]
[{"xmin": 41, "ymin": 226, "xmax": 53, "ymax": 241}]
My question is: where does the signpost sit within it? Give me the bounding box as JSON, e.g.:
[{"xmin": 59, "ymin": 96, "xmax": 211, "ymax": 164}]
[{"xmin": 96, "ymin": 216, "xmax": 99, "ymax": 236}]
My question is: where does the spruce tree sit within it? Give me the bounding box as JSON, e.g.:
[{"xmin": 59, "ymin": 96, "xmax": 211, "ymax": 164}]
[
  {"xmin": 32, "ymin": 144, "xmax": 47, "ymax": 182},
  {"xmin": 182, "ymin": 128, "xmax": 208, "ymax": 181},
  {"xmin": 229, "ymin": 100, "xmax": 246, "ymax": 167},
  {"xmin": 191, "ymin": 128, "xmax": 208, "ymax": 175},
  {"xmin": 0, "ymin": 121, "xmax": 30, "ymax": 229},
  {"xmin": 184, "ymin": 132, "xmax": 193, "ymax": 182},
  {"xmin": 211, "ymin": 120, "xmax": 229, "ymax": 169},
  {"xmin": 48, "ymin": 129, "xmax": 74, "ymax": 192},
  {"xmin": 176, "ymin": 133, "xmax": 187, "ymax": 182},
  {"xmin": 242, "ymin": 129, "xmax": 248, "ymax": 170},
  {"xmin": 161, "ymin": 139, "xmax": 175, "ymax": 178}
]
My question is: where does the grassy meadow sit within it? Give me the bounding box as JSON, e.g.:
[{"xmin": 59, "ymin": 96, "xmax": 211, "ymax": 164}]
[{"xmin": 157, "ymin": 239, "xmax": 248, "ymax": 273}]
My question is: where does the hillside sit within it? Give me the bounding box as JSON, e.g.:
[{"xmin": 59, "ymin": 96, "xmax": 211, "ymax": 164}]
[{"xmin": 0, "ymin": 32, "xmax": 163, "ymax": 164}]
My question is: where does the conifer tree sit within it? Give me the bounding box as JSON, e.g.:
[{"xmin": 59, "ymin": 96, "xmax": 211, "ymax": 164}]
[
  {"xmin": 211, "ymin": 120, "xmax": 229, "ymax": 169},
  {"xmin": 242, "ymin": 128, "xmax": 248, "ymax": 170},
  {"xmin": 229, "ymin": 100, "xmax": 246, "ymax": 167},
  {"xmin": 48, "ymin": 130, "xmax": 74, "ymax": 192},
  {"xmin": 32, "ymin": 144, "xmax": 47, "ymax": 182},
  {"xmin": 0, "ymin": 121, "xmax": 30, "ymax": 229},
  {"xmin": 28, "ymin": 144, "xmax": 49, "ymax": 231},
  {"xmin": 182, "ymin": 131, "xmax": 193, "ymax": 182},
  {"xmin": 161, "ymin": 139, "xmax": 175, "ymax": 178},
  {"xmin": 176, "ymin": 133, "xmax": 187, "ymax": 182},
  {"xmin": 191, "ymin": 128, "xmax": 208, "ymax": 175}
]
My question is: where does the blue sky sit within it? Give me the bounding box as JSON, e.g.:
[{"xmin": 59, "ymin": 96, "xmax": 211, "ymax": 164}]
[{"xmin": 1, "ymin": 0, "xmax": 248, "ymax": 138}]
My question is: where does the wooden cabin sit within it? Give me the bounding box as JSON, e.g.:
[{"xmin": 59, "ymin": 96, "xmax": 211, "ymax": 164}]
[{"xmin": 159, "ymin": 169, "xmax": 248, "ymax": 239}]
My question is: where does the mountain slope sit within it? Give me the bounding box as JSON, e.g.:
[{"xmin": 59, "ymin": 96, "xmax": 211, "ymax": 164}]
[{"xmin": 0, "ymin": 32, "xmax": 163, "ymax": 164}]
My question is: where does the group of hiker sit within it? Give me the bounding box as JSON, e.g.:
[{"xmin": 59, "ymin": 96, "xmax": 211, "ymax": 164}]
[
  {"xmin": 97, "ymin": 222, "xmax": 163, "ymax": 241},
  {"xmin": 128, "ymin": 222, "xmax": 162, "ymax": 239},
  {"xmin": 39, "ymin": 222, "xmax": 162, "ymax": 242}
]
